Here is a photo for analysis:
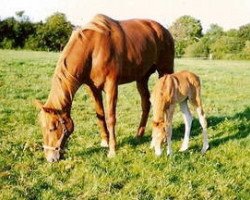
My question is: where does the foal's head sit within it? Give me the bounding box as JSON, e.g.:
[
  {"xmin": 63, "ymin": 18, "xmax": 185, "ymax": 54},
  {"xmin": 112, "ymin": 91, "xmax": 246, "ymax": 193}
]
[
  {"xmin": 152, "ymin": 121, "xmax": 166, "ymax": 142},
  {"xmin": 35, "ymin": 100, "xmax": 74, "ymax": 162},
  {"xmin": 151, "ymin": 120, "xmax": 167, "ymax": 155}
]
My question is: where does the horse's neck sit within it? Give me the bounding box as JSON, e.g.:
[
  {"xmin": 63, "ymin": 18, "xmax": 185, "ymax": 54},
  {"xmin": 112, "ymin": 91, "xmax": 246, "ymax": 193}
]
[
  {"xmin": 45, "ymin": 61, "xmax": 81, "ymax": 111},
  {"xmin": 44, "ymin": 29, "xmax": 92, "ymax": 111}
]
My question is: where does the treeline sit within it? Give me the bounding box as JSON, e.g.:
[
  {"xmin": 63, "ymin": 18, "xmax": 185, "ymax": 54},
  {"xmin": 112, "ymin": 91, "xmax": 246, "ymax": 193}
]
[
  {"xmin": 169, "ymin": 15, "xmax": 250, "ymax": 60},
  {"xmin": 0, "ymin": 11, "xmax": 72, "ymax": 51},
  {"xmin": 0, "ymin": 12, "xmax": 250, "ymax": 59}
]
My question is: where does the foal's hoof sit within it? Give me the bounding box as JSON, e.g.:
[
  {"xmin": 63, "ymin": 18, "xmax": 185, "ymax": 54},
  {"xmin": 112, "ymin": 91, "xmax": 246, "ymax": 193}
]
[
  {"xmin": 155, "ymin": 149, "xmax": 162, "ymax": 156},
  {"xmin": 201, "ymin": 144, "xmax": 209, "ymax": 154},
  {"xmin": 100, "ymin": 140, "xmax": 109, "ymax": 148},
  {"xmin": 179, "ymin": 145, "xmax": 188, "ymax": 152},
  {"xmin": 167, "ymin": 150, "xmax": 172, "ymax": 156},
  {"xmin": 107, "ymin": 151, "xmax": 116, "ymax": 158}
]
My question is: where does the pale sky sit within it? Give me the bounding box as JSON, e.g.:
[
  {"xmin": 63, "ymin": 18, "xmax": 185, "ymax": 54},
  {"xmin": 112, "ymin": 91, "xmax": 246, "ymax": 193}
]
[{"xmin": 1, "ymin": 0, "xmax": 250, "ymax": 31}]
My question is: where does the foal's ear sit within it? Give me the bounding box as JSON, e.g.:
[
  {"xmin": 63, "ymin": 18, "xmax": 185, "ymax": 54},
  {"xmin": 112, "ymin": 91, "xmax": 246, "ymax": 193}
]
[
  {"xmin": 42, "ymin": 107, "xmax": 57, "ymax": 114},
  {"xmin": 34, "ymin": 99, "xmax": 44, "ymax": 110}
]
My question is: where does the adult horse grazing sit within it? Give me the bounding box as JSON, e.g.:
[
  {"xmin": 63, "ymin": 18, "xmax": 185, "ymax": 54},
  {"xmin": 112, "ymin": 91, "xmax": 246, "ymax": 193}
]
[{"xmin": 35, "ymin": 14, "xmax": 174, "ymax": 162}]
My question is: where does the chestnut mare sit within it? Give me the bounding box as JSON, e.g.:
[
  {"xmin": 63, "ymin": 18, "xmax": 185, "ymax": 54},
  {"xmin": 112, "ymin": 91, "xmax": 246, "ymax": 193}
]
[{"xmin": 35, "ymin": 14, "xmax": 174, "ymax": 162}]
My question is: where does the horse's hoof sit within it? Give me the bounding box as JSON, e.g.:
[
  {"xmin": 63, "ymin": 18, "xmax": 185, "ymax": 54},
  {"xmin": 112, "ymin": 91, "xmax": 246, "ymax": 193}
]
[
  {"xmin": 136, "ymin": 127, "xmax": 145, "ymax": 138},
  {"xmin": 100, "ymin": 140, "xmax": 109, "ymax": 147},
  {"xmin": 107, "ymin": 151, "xmax": 116, "ymax": 158}
]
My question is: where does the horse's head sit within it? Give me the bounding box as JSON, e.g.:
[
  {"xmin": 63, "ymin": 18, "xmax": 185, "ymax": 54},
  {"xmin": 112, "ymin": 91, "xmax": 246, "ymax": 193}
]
[{"xmin": 35, "ymin": 100, "xmax": 74, "ymax": 162}]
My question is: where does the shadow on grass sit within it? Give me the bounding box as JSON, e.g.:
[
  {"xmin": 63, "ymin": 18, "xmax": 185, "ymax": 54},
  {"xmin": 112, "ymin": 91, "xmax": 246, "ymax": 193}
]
[
  {"xmin": 75, "ymin": 146, "xmax": 107, "ymax": 157},
  {"xmin": 119, "ymin": 107, "xmax": 250, "ymax": 150},
  {"xmin": 119, "ymin": 135, "xmax": 151, "ymax": 148},
  {"xmin": 173, "ymin": 107, "xmax": 250, "ymax": 149},
  {"xmin": 209, "ymin": 107, "xmax": 250, "ymax": 148},
  {"xmin": 73, "ymin": 107, "xmax": 249, "ymax": 156}
]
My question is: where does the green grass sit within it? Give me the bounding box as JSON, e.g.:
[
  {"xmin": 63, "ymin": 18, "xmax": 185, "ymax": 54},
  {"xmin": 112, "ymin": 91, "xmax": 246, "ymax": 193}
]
[{"xmin": 0, "ymin": 49, "xmax": 250, "ymax": 199}]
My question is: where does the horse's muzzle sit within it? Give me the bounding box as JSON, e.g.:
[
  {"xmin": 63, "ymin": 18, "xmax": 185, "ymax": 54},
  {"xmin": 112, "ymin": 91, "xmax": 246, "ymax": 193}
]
[{"xmin": 45, "ymin": 150, "xmax": 60, "ymax": 162}]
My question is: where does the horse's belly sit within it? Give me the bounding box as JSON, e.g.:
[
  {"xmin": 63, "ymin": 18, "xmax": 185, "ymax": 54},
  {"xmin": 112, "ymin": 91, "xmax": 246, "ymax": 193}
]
[{"xmin": 118, "ymin": 63, "xmax": 155, "ymax": 84}]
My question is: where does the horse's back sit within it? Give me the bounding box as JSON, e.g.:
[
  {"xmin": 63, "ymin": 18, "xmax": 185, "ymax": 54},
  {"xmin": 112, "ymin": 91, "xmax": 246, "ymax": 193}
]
[
  {"xmin": 82, "ymin": 15, "xmax": 174, "ymax": 85},
  {"xmin": 114, "ymin": 18, "xmax": 174, "ymax": 82}
]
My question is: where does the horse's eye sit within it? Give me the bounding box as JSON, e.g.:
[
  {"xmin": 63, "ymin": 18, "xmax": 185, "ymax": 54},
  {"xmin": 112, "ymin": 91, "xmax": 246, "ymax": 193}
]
[{"xmin": 49, "ymin": 127, "xmax": 57, "ymax": 132}]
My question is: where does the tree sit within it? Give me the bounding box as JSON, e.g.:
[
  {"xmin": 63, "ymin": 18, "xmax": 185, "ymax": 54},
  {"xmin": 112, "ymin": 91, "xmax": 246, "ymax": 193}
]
[
  {"xmin": 0, "ymin": 11, "xmax": 36, "ymax": 49},
  {"xmin": 184, "ymin": 37, "xmax": 210, "ymax": 58},
  {"xmin": 238, "ymin": 24, "xmax": 250, "ymax": 41},
  {"xmin": 36, "ymin": 12, "xmax": 72, "ymax": 51},
  {"xmin": 205, "ymin": 24, "xmax": 223, "ymax": 37},
  {"xmin": 210, "ymin": 36, "xmax": 244, "ymax": 59},
  {"xmin": 169, "ymin": 15, "xmax": 203, "ymax": 57},
  {"xmin": 241, "ymin": 40, "xmax": 250, "ymax": 59}
]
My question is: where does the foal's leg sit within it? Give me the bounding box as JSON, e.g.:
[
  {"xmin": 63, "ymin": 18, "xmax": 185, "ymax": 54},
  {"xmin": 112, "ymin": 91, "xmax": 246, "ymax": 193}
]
[
  {"xmin": 136, "ymin": 78, "xmax": 150, "ymax": 137},
  {"xmin": 192, "ymin": 89, "xmax": 209, "ymax": 154},
  {"xmin": 166, "ymin": 105, "xmax": 175, "ymax": 156},
  {"xmin": 104, "ymin": 81, "xmax": 118, "ymax": 158},
  {"xmin": 197, "ymin": 107, "xmax": 209, "ymax": 154},
  {"xmin": 179, "ymin": 100, "xmax": 193, "ymax": 152},
  {"xmin": 87, "ymin": 86, "xmax": 109, "ymax": 147}
]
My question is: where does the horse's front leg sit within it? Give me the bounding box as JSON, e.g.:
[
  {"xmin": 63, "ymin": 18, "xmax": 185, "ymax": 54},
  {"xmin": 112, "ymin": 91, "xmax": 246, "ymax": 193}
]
[
  {"xmin": 136, "ymin": 78, "xmax": 150, "ymax": 137},
  {"xmin": 104, "ymin": 81, "xmax": 118, "ymax": 157},
  {"xmin": 86, "ymin": 85, "xmax": 109, "ymax": 147}
]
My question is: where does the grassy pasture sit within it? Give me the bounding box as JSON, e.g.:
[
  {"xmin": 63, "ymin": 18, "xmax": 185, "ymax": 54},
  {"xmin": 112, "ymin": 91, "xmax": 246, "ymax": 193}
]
[{"xmin": 0, "ymin": 49, "xmax": 249, "ymax": 199}]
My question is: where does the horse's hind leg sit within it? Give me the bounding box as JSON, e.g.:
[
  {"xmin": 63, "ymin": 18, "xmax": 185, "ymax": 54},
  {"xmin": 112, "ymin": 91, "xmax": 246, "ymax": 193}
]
[
  {"xmin": 179, "ymin": 100, "xmax": 193, "ymax": 152},
  {"xmin": 136, "ymin": 77, "xmax": 150, "ymax": 137},
  {"xmin": 87, "ymin": 85, "xmax": 109, "ymax": 147}
]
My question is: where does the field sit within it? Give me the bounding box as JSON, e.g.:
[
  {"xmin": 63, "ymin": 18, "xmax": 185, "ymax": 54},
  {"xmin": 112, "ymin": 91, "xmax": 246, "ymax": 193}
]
[{"xmin": 0, "ymin": 49, "xmax": 249, "ymax": 199}]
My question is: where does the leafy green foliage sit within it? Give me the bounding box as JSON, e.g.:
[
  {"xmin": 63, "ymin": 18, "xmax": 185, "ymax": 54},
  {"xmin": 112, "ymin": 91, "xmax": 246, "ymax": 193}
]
[
  {"xmin": 35, "ymin": 13, "xmax": 73, "ymax": 51},
  {"xmin": 169, "ymin": 15, "xmax": 203, "ymax": 57},
  {"xmin": 210, "ymin": 36, "xmax": 245, "ymax": 59},
  {"xmin": 184, "ymin": 37, "xmax": 209, "ymax": 58},
  {"xmin": 0, "ymin": 12, "xmax": 72, "ymax": 51},
  {"xmin": 0, "ymin": 50, "xmax": 250, "ymax": 199},
  {"xmin": 184, "ymin": 23, "xmax": 250, "ymax": 60}
]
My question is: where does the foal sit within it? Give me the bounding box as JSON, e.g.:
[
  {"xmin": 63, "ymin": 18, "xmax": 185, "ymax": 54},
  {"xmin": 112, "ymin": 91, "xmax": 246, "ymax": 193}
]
[{"xmin": 150, "ymin": 71, "xmax": 209, "ymax": 156}]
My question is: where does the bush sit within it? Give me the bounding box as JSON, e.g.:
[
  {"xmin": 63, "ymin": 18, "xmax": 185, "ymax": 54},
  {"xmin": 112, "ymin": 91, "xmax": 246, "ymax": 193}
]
[
  {"xmin": 0, "ymin": 38, "xmax": 15, "ymax": 49},
  {"xmin": 184, "ymin": 39, "xmax": 209, "ymax": 58},
  {"xmin": 24, "ymin": 36, "xmax": 39, "ymax": 50},
  {"xmin": 210, "ymin": 36, "xmax": 244, "ymax": 59},
  {"xmin": 240, "ymin": 41, "xmax": 250, "ymax": 60}
]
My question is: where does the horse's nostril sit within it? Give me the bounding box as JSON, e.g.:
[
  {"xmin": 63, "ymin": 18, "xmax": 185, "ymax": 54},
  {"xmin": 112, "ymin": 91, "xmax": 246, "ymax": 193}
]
[
  {"xmin": 47, "ymin": 155, "xmax": 59, "ymax": 162},
  {"xmin": 47, "ymin": 157, "xmax": 55, "ymax": 163}
]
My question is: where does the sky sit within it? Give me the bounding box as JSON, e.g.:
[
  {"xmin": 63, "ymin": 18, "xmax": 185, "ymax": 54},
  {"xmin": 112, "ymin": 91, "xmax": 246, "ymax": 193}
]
[{"xmin": 1, "ymin": 0, "xmax": 250, "ymax": 32}]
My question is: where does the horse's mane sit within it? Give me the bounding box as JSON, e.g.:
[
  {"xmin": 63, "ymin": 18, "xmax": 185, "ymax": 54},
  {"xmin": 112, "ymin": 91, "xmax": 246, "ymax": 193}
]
[
  {"xmin": 47, "ymin": 14, "xmax": 116, "ymax": 110},
  {"xmin": 81, "ymin": 14, "xmax": 115, "ymax": 34}
]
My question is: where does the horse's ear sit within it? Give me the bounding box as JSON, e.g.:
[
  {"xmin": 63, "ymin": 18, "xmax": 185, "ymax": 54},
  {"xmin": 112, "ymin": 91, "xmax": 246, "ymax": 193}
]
[
  {"xmin": 34, "ymin": 100, "xmax": 57, "ymax": 114},
  {"xmin": 42, "ymin": 107, "xmax": 57, "ymax": 114},
  {"xmin": 34, "ymin": 99, "xmax": 44, "ymax": 110}
]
